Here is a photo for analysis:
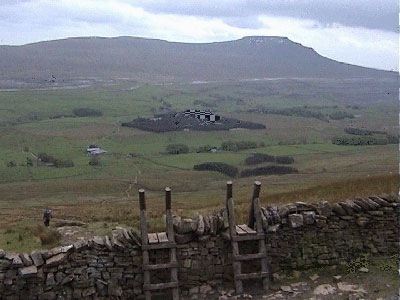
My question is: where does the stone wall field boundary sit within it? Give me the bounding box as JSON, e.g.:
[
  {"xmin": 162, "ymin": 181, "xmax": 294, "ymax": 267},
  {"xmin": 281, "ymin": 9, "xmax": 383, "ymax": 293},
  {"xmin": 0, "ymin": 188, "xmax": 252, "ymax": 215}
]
[{"xmin": 0, "ymin": 193, "xmax": 398, "ymax": 299}]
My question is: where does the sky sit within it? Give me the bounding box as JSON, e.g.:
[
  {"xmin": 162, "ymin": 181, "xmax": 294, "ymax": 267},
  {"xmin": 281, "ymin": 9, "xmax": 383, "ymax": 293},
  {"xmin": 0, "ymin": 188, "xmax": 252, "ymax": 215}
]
[{"xmin": 0, "ymin": 0, "xmax": 398, "ymax": 71}]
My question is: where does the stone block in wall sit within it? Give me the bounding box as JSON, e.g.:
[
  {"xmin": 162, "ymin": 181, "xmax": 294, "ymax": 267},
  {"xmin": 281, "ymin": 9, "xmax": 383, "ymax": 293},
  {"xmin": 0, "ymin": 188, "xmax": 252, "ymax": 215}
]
[
  {"xmin": 267, "ymin": 224, "xmax": 280, "ymax": 233},
  {"xmin": 4, "ymin": 253, "xmax": 23, "ymax": 267},
  {"xmin": 39, "ymin": 291, "xmax": 56, "ymax": 300},
  {"xmin": 104, "ymin": 236, "xmax": 113, "ymax": 251},
  {"xmin": 338, "ymin": 202, "xmax": 354, "ymax": 215},
  {"xmin": 317, "ymin": 200, "xmax": 332, "ymax": 217},
  {"xmin": 279, "ymin": 204, "xmax": 296, "ymax": 218},
  {"xmin": 203, "ymin": 215, "xmax": 211, "ymax": 235},
  {"xmin": 0, "ymin": 259, "xmax": 11, "ymax": 270},
  {"xmin": 345, "ymin": 200, "xmax": 363, "ymax": 213},
  {"xmin": 380, "ymin": 193, "xmax": 397, "ymax": 202},
  {"xmin": 176, "ymin": 232, "xmax": 195, "ymax": 244},
  {"xmin": 366, "ymin": 198, "xmax": 382, "ymax": 209},
  {"xmin": 42, "ymin": 245, "xmax": 73, "ymax": 260},
  {"xmin": 303, "ymin": 211, "xmax": 315, "ymax": 225},
  {"xmin": 353, "ymin": 199, "xmax": 369, "ymax": 211},
  {"xmin": 174, "ymin": 217, "xmax": 194, "ymax": 234},
  {"xmin": 368, "ymin": 196, "xmax": 390, "ymax": 206},
  {"xmin": 18, "ymin": 253, "xmax": 33, "ymax": 267},
  {"xmin": 315, "ymin": 215, "xmax": 327, "ymax": 228},
  {"xmin": 82, "ymin": 286, "xmax": 96, "ymax": 297},
  {"xmin": 46, "ymin": 272, "xmax": 55, "ymax": 286},
  {"xmin": 210, "ymin": 216, "xmax": 218, "ymax": 235},
  {"xmin": 288, "ymin": 214, "xmax": 303, "ymax": 228},
  {"xmin": 332, "ymin": 203, "xmax": 347, "ymax": 216},
  {"xmin": 295, "ymin": 202, "xmax": 317, "ymax": 212},
  {"xmin": 73, "ymin": 288, "xmax": 82, "ymax": 299},
  {"xmin": 270, "ymin": 206, "xmax": 281, "ymax": 224},
  {"xmin": 93, "ymin": 236, "xmax": 105, "ymax": 246},
  {"xmin": 17, "ymin": 266, "xmax": 37, "ymax": 277},
  {"xmin": 368, "ymin": 210, "xmax": 384, "ymax": 216},
  {"xmin": 383, "ymin": 207, "xmax": 394, "ymax": 213},
  {"xmin": 110, "ymin": 235, "xmax": 125, "ymax": 251},
  {"xmin": 108, "ymin": 282, "xmax": 123, "ymax": 296},
  {"xmin": 194, "ymin": 215, "xmax": 205, "ymax": 237},
  {"xmin": 45, "ymin": 253, "xmax": 69, "ymax": 267}
]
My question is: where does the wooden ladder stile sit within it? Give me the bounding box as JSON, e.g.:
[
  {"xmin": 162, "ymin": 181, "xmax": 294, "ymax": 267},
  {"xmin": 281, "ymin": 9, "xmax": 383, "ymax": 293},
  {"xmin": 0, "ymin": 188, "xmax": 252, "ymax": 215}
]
[
  {"xmin": 226, "ymin": 181, "xmax": 269, "ymax": 294},
  {"xmin": 139, "ymin": 188, "xmax": 180, "ymax": 300}
]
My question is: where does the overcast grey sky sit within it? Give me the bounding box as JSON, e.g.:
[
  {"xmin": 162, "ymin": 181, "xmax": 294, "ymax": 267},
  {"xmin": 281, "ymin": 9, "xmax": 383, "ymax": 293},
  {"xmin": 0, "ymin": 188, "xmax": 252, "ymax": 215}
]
[{"xmin": 0, "ymin": 0, "xmax": 398, "ymax": 71}]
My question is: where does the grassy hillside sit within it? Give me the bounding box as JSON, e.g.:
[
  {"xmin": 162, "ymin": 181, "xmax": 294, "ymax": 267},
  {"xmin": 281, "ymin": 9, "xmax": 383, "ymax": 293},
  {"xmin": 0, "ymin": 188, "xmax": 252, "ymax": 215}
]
[{"xmin": 0, "ymin": 80, "xmax": 397, "ymax": 252}]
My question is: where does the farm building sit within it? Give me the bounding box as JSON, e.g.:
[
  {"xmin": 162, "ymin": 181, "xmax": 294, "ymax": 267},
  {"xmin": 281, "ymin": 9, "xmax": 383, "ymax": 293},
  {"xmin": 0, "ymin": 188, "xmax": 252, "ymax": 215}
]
[{"xmin": 86, "ymin": 145, "xmax": 107, "ymax": 155}]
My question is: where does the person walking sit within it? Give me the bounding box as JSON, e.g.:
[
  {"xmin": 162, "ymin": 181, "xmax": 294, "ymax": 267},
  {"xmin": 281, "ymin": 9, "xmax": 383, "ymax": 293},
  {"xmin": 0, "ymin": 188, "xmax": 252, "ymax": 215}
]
[{"xmin": 43, "ymin": 208, "xmax": 52, "ymax": 227}]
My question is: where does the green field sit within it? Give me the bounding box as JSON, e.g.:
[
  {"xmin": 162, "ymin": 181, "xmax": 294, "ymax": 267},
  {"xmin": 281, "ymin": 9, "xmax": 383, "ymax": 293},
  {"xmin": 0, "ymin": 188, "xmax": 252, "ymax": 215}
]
[{"xmin": 0, "ymin": 80, "xmax": 397, "ymax": 251}]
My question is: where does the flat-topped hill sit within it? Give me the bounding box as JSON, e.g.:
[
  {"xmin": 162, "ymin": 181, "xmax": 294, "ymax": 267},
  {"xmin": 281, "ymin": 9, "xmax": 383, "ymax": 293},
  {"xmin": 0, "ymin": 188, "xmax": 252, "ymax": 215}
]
[{"xmin": 0, "ymin": 36, "xmax": 396, "ymax": 85}]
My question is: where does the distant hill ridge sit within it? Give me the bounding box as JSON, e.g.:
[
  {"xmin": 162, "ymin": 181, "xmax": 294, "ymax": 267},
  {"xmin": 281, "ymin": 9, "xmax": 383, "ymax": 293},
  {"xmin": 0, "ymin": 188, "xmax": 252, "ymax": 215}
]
[{"xmin": 0, "ymin": 35, "xmax": 395, "ymax": 83}]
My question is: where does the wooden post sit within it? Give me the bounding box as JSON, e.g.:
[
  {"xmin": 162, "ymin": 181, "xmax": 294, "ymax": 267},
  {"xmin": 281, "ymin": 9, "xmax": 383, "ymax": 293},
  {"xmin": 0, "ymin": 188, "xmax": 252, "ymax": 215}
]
[
  {"xmin": 165, "ymin": 187, "xmax": 174, "ymax": 241},
  {"xmin": 226, "ymin": 181, "xmax": 233, "ymax": 201},
  {"xmin": 166, "ymin": 187, "xmax": 179, "ymax": 300},
  {"xmin": 253, "ymin": 195, "xmax": 269, "ymax": 291},
  {"xmin": 139, "ymin": 189, "xmax": 148, "ymax": 244},
  {"xmin": 226, "ymin": 181, "xmax": 236, "ymax": 238},
  {"xmin": 139, "ymin": 189, "xmax": 151, "ymax": 300},
  {"xmin": 248, "ymin": 181, "xmax": 261, "ymax": 229},
  {"xmin": 226, "ymin": 181, "xmax": 243, "ymax": 293}
]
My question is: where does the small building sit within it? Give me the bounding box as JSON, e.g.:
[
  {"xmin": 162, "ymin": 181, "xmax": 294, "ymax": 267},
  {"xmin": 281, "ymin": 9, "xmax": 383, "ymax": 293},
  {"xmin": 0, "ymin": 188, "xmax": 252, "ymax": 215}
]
[{"xmin": 86, "ymin": 145, "xmax": 107, "ymax": 155}]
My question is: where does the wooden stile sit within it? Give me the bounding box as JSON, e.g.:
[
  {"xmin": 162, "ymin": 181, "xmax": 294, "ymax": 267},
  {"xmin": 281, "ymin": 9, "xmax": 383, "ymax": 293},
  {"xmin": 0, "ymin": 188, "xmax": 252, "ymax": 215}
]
[
  {"xmin": 226, "ymin": 181, "xmax": 269, "ymax": 294},
  {"xmin": 139, "ymin": 187, "xmax": 180, "ymax": 300}
]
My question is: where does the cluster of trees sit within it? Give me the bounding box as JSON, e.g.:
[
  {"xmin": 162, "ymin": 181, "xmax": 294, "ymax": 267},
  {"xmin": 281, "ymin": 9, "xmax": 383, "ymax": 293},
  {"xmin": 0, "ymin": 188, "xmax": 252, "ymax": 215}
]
[
  {"xmin": 244, "ymin": 153, "xmax": 294, "ymax": 165},
  {"xmin": 6, "ymin": 161, "xmax": 16, "ymax": 167},
  {"xmin": 345, "ymin": 105, "xmax": 361, "ymax": 109},
  {"xmin": 342, "ymin": 128, "xmax": 398, "ymax": 145},
  {"xmin": 344, "ymin": 128, "xmax": 376, "ymax": 136},
  {"xmin": 240, "ymin": 166, "xmax": 298, "ymax": 177},
  {"xmin": 328, "ymin": 111, "xmax": 355, "ymax": 120},
  {"xmin": 165, "ymin": 140, "xmax": 267, "ymax": 155},
  {"xmin": 38, "ymin": 152, "xmax": 74, "ymax": 168},
  {"xmin": 194, "ymin": 162, "xmax": 239, "ymax": 177},
  {"xmin": 193, "ymin": 162, "xmax": 298, "ymax": 178},
  {"xmin": 221, "ymin": 141, "xmax": 261, "ymax": 151},
  {"xmin": 386, "ymin": 134, "xmax": 398, "ymax": 144},
  {"xmin": 73, "ymin": 108, "xmax": 103, "ymax": 117},
  {"xmin": 332, "ymin": 136, "xmax": 389, "ymax": 146},
  {"xmin": 166, "ymin": 144, "xmax": 190, "ymax": 154},
  {"xmin": 249, "ymin": 106, "xmax": 355, "ymax": 122}
]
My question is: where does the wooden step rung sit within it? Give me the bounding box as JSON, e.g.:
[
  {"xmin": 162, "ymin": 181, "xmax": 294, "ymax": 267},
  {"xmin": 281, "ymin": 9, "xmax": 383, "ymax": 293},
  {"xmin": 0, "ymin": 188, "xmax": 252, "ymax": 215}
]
[
  {"xmin": 234, "ymin": 253, "xmax": 266, "ymax": 261},
  {"xmin": 235, "ymin": 225, "xmax": 247, "ymax": 235},
  {"xmin": 232, "ymin": 233, "xmax": 265, "ymax": 242},
  {"xmin": 143, "ymin": 262, "xmax": 178, "ymax": 271},
  {"xmin": 237, "ymin": 224, "xmax": 256, "ymax": 234},
  {"xmin": 143, "ymin": 281, "xmax": 179, "ymax": 291},
  {"xmin": 148, "ymin": 233, "xmax": 159, "ymax": 244},
  {"xmin": 157, "ymin": 232, "xmax": 169, "ymax": 243},
  {"xmin": 236, "ymin": 272, "xmax": 268, "ymax": 280}
]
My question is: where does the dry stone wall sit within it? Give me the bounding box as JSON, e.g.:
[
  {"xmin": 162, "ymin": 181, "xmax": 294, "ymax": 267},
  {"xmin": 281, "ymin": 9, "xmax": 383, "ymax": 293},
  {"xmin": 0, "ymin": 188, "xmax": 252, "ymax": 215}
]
[{"xmin": 0, "ymin": 193, "xmax": 398, "ymax": 299}]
